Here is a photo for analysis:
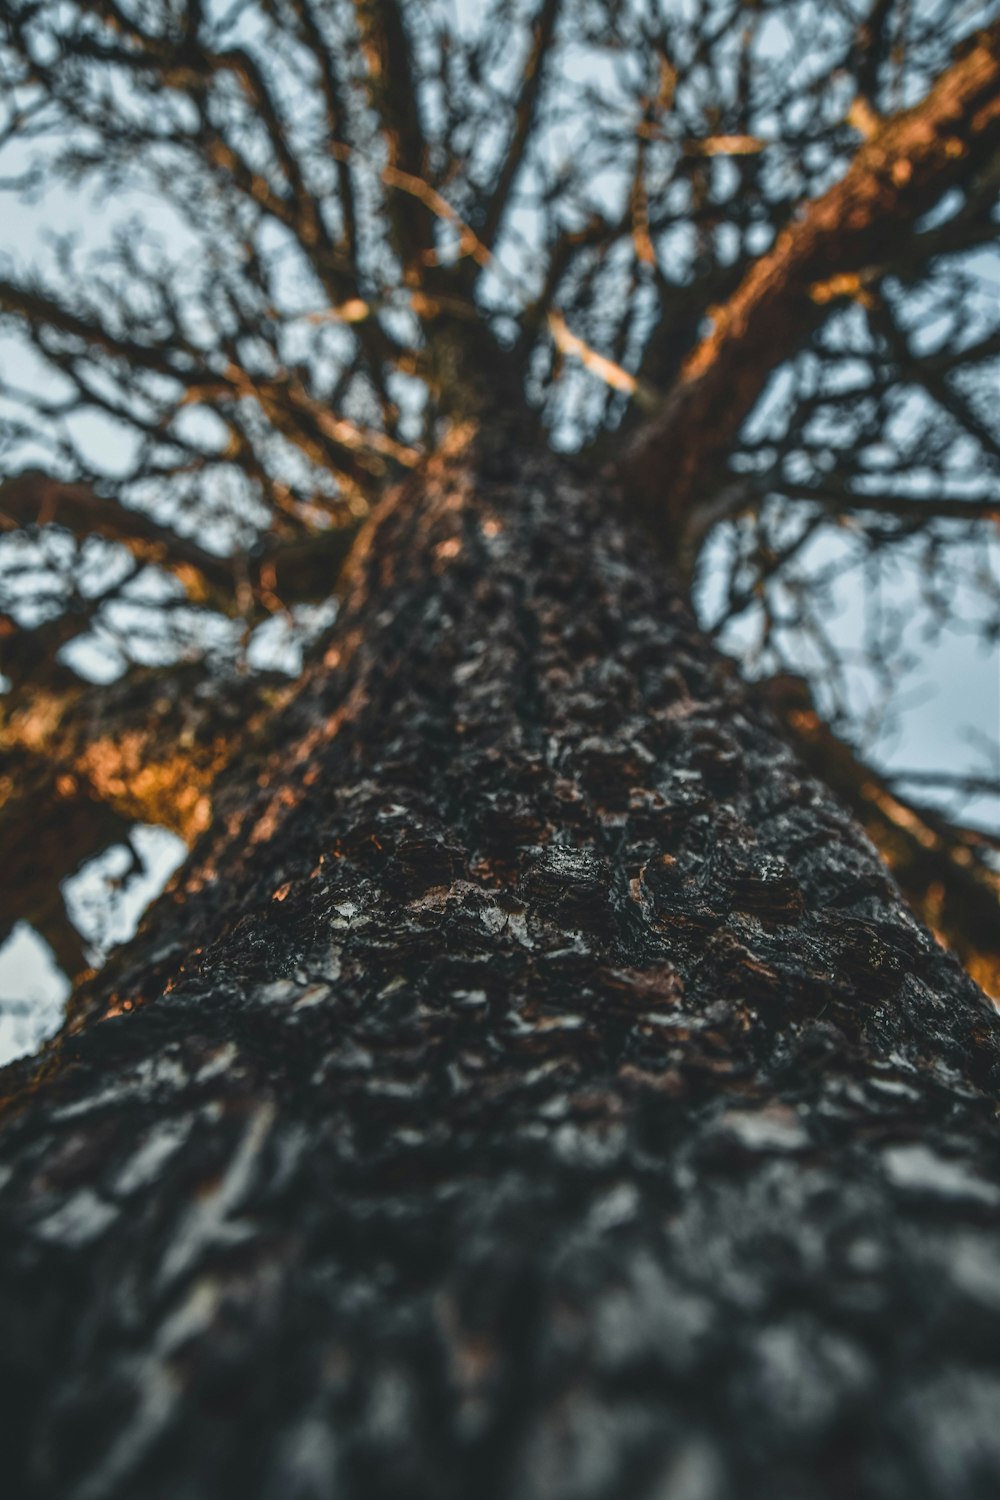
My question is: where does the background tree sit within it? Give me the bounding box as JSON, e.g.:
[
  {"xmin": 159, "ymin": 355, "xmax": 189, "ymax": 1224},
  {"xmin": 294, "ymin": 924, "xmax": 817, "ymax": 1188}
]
[{"xmin": 1, "ymin": 3, "xmax": 1000, "ymax": 1496}]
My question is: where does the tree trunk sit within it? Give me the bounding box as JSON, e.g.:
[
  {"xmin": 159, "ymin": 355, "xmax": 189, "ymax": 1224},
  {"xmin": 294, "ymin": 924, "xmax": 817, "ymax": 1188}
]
[{"xmin": 2, "ymin": 437, "xmax": 999, "ymax": 1500}]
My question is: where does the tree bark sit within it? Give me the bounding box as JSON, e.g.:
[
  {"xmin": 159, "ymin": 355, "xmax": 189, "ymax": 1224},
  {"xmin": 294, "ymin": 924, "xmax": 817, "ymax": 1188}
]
[{"xmin": 2, "ymin": 436, "xmax": 999, "ymax": 1500}]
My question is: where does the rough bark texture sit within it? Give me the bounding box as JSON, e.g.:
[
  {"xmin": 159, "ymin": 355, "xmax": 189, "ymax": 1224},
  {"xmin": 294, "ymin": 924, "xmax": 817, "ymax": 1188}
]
[
  {"xmin": 2, "ymin": 440, "xmax": 1000, "ymax": 1500},
  {"xmin": 759, "ymin": 675, "xmax": 1000, "ymax": 1001}
]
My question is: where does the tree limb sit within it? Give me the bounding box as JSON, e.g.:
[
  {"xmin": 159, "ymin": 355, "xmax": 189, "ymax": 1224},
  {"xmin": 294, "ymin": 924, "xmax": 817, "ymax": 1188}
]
[
  {"xmin": 0, "ymin": 470, "xmax": 241, "ymax": 608},
  {"xmin": 0, "ymin": 470, "xmax": 362, "ymax": 681},
  {"xmin": 622, "ymin": 22, "xmax": 1000, "ymax": 543},
  {"xmin": 760, "ymin": 672, "xmax": 1000, "ymax": 998},
  {"xmin": 353, "ymin": 0, "xmax": 434, "ymax": 278},
  {"xmin": 783, "ymin": 483, "xmax": 1000, "ymax": 524},
  {"xmin": 0, "ymin": 662, "xmax": 291, "ymax": 979},
  {"xmin": 479, "ymin": 0, "xmax": 562, "ymax": 252}
]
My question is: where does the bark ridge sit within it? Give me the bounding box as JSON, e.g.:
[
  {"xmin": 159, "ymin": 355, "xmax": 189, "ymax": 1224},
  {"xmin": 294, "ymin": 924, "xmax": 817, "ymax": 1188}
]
[{"xmin": 1, "ymin": 448, "xmax": 999, "ymax": 1500}]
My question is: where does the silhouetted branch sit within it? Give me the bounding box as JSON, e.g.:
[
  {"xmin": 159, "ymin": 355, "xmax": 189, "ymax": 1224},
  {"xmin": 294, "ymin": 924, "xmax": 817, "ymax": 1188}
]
[{"xmin": 479, "ymin": 0, "xmax": 563, "ymax": 252}]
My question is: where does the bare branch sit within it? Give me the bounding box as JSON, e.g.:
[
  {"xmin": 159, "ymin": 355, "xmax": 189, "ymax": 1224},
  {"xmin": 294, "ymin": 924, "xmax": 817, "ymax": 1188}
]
[
  {"xmin": 623, "ymin": 23, "xmax": 1000, "ymax": 541},
  {"xmin": 0, "ymin": 471, "xmax": 362, "ymax": 687},
  {"xmin": 784, "ymin": 484, "xmax": 1000, "ymax": 525},
  {"xmin": 760, "ymin": 672, "xmax": 1000, "ymax": 995},
  {"xmin": 0, "ymin": 662, "xmax": 291, "ymax": 979},
  {"xmin": 479, "ymin": 0, "xmax": 562, "ymax": 253},
  {"xmin": 353, "ymin": 0, "xmax": 433, "ymax": 278}
]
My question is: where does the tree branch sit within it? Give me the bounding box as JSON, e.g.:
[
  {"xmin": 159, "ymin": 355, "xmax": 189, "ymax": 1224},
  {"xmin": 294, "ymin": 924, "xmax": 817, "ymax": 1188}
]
[
  {"xmin": 622, "ymin": 22, "xmax": 1000, "ymax": 543},
  {"xmin": 479, "ymin": 0, "xmax": 562, "ymax": 252},
  {"xmin": 784, "ymin": 483, "xmax": 1000, "ymax": 524},
  {"xmin": 0, "ymin": 470, "xmax": 240, "ymax": 607},
  {"xmin": 0, "ymin": 662, "xmax": 291, "ymax": 980},
  {"xmin": 760, "ymin": 673, "xmax": 1000, "ymax": 998},
  {"xmin": 353, "ymin": 0, "xmax": 434, "ymax": 279},
  {"xmin": 0, "ymin": 470, "xmax": 363, "ymax": 669}
]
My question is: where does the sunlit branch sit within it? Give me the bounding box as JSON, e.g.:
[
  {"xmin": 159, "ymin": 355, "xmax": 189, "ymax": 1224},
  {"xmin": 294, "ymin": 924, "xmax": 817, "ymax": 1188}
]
[
  {"xmin": 479, "ymin": 0, "xmax": 562, "ymax": 253},
  {"xmin": 623, "ymin": 22, "xmax": 1000, "ymax": 540},
  {"xmin": 762, "ymin": 672, "xmax": 1000, "ymax": 997},
  {"xmin": 0, "ymin": 662, "xmax": 291, "ymax": 980}
]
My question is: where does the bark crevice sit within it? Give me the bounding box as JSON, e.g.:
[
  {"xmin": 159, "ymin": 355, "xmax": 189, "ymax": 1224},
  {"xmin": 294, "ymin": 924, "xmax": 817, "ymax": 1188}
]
[{"xmin": 1, "ymin": 445, "xmax": 999, "ymax": 1500}]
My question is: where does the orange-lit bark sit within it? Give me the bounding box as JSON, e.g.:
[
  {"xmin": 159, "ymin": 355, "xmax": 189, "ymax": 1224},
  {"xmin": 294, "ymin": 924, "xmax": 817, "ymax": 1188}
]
[
  {"xmin": 0, "ymin": 665, "xmax": 290, "ymax": 978},
  {"xmin": 624, "ymin": 23, "xmax": 1000, "ymax": 539}
]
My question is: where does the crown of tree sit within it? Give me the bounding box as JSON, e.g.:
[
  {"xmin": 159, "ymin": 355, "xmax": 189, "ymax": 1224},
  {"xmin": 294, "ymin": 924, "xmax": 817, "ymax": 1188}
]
[{"xmin": 1, "ymin": 1, "xmax": 998, "ymax": 1015}]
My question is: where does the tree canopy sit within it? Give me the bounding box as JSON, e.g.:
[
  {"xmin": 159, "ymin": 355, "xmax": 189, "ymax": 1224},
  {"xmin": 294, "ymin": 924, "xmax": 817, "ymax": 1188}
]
[{"xmin": 1, "ymin": 0, "xmax": 999, "ymax": 1028}]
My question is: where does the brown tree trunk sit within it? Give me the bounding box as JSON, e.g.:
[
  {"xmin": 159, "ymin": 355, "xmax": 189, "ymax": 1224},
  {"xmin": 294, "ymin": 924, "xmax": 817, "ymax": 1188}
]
[{"xmin": 2, "ymin": 435, "xmax": 999, "ymax": 1500}]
